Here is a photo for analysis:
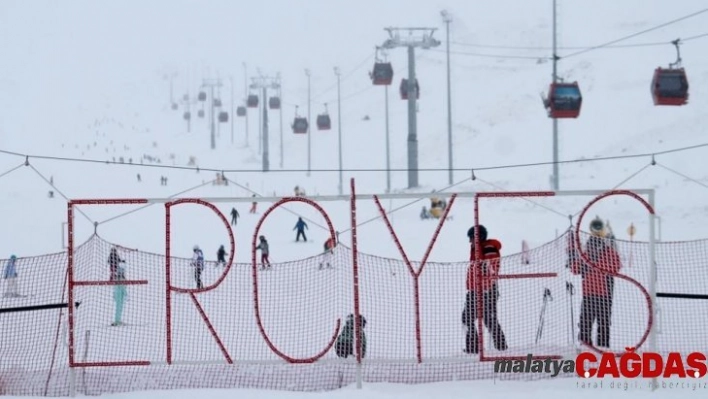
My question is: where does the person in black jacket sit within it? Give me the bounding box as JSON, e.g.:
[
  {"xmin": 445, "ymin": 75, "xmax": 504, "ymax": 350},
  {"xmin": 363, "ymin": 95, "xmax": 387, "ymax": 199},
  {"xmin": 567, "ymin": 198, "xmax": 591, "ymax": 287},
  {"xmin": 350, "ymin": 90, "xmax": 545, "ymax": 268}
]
[
  {"xmin": 108, "ymin": 247, "xmax": 125, "ymax": 281},
  {"xmin": 216, "ymin": 245, "xmax": 228, "ymax": 267},
  {"xmin": 230, "ymin": 208, "xmax": 240, "ymax": 226}
]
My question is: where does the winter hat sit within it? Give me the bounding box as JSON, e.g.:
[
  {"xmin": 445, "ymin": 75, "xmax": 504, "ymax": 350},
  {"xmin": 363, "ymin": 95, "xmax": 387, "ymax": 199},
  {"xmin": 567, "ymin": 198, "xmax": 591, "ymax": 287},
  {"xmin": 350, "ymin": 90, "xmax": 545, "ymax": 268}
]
[
  {"xmin": 10, "ymin": 254, "xmax": 16, "ymax": 260},
  {"xmin": 589, "ymin": 217, "xmax": 605, "ymax": 236},
  {"xmin": 467, "ymin": 225, "xmax": 488, "ymax": 243},
  {"xmin": 193, "ymin": 245, "xmax": 200, "ymax": 251}
]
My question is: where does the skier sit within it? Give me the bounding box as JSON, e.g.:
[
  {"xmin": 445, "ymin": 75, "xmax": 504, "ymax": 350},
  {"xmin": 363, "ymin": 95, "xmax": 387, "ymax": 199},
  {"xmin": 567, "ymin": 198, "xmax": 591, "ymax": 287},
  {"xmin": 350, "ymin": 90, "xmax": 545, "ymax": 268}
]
[
  {"xmin": 461, "ymin": 225, "xmax": 508, "ymax": 354},
  {"xmin": 230, "ymin": 207, "xmax": 240, "ymax": 226},
  {"xmin": 569, "ymin": 216, "xmax": 621, "ymax": 348},
  {"xmin": 216, "ymin": 245, "xmax": 227, "ymax": 267},
  {"xmin": 191, "ymin": 245, "xmax": 205, "ymax": 289},
  {"xmin": 112, "ymin": 262, "xmax": 128, "ymax": 326},
  {"xmin": 255, "ymin": 236, "xmax": 271, "ymax": 270},
  {"xmin": 335, "ymin": 313, "xmax": 367, "ymax": 359},
  {"xmin": 294, "ymin": 217, "xmax": 308, "ymax": 242},
  {"xmin": 319, "ymin": 237, "xmax": 336, "ymax": 270},
  {"xmin": 108, "ymin": 247, "xmax": 125, "ymax": 281},
  {"xmin": 3, "ymin": 255, "xmax": 18, "ymax": 298},
  {"xmin": 249, "ymin": 194, "xmax": 257, "ymax": 214},
  {"xmin": 420, "ymin": 206, "xmax": 430, "ymax": 220}
]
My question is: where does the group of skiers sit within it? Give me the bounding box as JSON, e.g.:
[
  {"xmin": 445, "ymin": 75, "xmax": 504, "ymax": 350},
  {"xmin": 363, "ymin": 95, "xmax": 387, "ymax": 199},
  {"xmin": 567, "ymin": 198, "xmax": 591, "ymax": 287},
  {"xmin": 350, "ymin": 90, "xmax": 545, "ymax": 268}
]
[{"xmin": 461, "ymin": 216, "xmax": 622, "ymax": 354}]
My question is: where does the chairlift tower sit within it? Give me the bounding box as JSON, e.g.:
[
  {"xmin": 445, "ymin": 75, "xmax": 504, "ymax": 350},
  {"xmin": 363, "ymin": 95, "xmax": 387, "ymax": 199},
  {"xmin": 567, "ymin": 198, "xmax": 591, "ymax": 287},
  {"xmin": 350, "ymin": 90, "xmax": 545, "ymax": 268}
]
[
  {"xmin": 250, "ymin": 75, "xmax": 281, "ymax": 172},
  {"xmin": 201, "ymin": 78, "xmax": 224, "ymax": 150},
  {"xmin": 380, "ymin": 27, "xmax": 440, "ymax": 189}
]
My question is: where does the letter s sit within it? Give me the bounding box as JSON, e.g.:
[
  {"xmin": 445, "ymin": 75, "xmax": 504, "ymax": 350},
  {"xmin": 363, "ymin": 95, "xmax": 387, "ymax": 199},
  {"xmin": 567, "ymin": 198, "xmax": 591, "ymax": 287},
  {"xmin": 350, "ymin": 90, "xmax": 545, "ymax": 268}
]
[{"xmin": 686, "ymin": 352, "xmax": 707, "ymax": 378}]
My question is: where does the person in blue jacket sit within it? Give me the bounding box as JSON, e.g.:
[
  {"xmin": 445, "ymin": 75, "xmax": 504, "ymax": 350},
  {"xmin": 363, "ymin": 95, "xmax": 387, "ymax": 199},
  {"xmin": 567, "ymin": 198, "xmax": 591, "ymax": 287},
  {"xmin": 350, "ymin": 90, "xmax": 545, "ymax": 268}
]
[
  {"xmin": 3, "ymin": 255, "xmax": 19, "ymax": 298},
  {"xmin": 294, "ymin": 217, "xmax": 308, "ymax": 242}
]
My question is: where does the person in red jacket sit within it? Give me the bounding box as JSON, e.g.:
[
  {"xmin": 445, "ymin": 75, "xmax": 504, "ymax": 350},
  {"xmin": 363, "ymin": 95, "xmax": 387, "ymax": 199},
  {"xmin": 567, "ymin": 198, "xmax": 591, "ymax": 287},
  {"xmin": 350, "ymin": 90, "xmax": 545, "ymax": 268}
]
[
  {"xmin": 569, "ymin": 217, "xmax": 622, "ymax": 348},
  {"xmin": 461, "ymin": 225, "xmax": 508, "ymax": 354}
]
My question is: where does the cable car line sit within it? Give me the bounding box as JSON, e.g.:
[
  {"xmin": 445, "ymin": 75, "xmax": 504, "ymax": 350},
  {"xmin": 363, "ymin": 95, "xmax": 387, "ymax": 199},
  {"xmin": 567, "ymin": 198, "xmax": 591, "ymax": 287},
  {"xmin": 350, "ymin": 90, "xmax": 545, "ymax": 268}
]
[{"xmin": 560, "ymin": 7, "xmax": 708, "ymax": 59}]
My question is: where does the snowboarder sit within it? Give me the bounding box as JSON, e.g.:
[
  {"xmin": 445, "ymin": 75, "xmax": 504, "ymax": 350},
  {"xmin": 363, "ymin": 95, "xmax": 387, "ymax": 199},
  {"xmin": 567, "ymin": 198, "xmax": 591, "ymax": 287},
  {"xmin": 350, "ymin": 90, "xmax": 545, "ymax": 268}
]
[
  {"xmin": 319, "ymin": 237, "xmax": 336, "ymax": 270},
  {"xmin": 3, "ymin": 255, "xmax": 19, "ymax": 298},
  {"xmin": 230, "ymin": 207, "xmax": 240, "ymax": 226},
  {"xmin": 108, "ymin": 247, "xmax": 125, "ymax": 281},
  {"xmin": 256, "ymin": 236, "xmax": 271, "ymax": 270},
  {"xmin": 112, "ymin": 262, "xmax": 127, "ymax": 326},
  {"xmin": 191, "ymin": 245, "xmax": 205, "ymax": 289},
  {"xmin": 569, "ymin": 216, "xmax": 621, "ymax": 348},
  {"xmin": 216, "ymin": 245, "xmax": 227, "ymax": 267},
  {"xmin": 462, "ymin": 225, "xmax": 508, "ymax": 354},
  {"xmin": 250, "ymin": 194, "xmax": 257, "ymax": 214},
  {"xmin": 335, "ymin": 313, "xmax": 367, "ymax": 359},
  {"xmin": 294, "ymin": 217, "xmax": 308, "ymax": 242}
]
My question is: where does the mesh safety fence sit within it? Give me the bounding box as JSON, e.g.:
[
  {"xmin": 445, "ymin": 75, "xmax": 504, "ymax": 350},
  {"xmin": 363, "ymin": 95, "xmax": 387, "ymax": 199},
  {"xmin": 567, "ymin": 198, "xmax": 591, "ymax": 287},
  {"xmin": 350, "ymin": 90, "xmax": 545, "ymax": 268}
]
[{"xmin": 1, "ymin": 232, "xmax": 706, "ymax": 396}]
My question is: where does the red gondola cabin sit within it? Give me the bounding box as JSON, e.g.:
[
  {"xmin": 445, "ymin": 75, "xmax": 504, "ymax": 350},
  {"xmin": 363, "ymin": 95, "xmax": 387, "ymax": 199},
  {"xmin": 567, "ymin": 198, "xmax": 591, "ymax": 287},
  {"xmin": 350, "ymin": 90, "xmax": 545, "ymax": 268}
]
[
  {"xmin": 400, "ymin": 79, "xmax": 420, "ymax": 100},
  {"xmin": 247, "ymin": 94, "xmax": 259, "ymax": 108},
  {"xmin": 292, "ymin": 117, "xmax": 308, "ymax": 134},
  {"xmin": 545, "ymin": 82, "xmax": 582, "ymax": 118},
  {"xmin": 317, "ymin": 113, "xmax": 331, "ymax": 130},
  {"xmin": 371, "ymin": 62, "xmax": 394, "ymax": 86},
  {"xmin": 269, "ymin": 97, "xmax": 281, "ymax": 110},
  {"xmin": 651, "ymin": 67, "xmax": 688, "ymax": 106}
]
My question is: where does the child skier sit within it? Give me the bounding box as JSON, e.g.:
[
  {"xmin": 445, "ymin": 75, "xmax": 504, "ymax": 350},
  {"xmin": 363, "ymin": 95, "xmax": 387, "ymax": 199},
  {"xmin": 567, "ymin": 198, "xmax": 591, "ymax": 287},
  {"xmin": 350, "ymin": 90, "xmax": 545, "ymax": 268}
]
[
  {"xmin": 319, "ymin": 237, "xmax": 336, "ymax": 270},
  {"xmin": 191, "ymin": 245, "xmax": 205, "ymax": 288},
  {"xmin": 256, "ymin": 236, "xmax": 271, "ymax": 270}
]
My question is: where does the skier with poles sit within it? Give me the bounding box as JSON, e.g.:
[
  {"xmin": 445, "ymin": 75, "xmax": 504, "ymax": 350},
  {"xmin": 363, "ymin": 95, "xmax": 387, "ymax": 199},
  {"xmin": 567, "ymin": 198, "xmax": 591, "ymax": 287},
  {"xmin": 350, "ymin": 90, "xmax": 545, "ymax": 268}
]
[{"xmin": 461, "ymin": 225, "xmax": 508, "ymax": 354}]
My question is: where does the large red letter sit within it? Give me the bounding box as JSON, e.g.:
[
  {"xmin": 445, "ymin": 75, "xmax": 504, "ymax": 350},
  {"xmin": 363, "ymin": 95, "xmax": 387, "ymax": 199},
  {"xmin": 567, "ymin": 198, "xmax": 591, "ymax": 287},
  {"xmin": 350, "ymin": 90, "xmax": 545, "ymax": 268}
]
[
  {"xmin": 165, "ymin": 198, "xmax": 235, "ymax": 364},
  {"xmin": 373, "ymin": 194, "xmax": 457, "ymax": 363},
  {"xmin": 251, "ymin": 196, "xmax": 340, "ymax": 363}
]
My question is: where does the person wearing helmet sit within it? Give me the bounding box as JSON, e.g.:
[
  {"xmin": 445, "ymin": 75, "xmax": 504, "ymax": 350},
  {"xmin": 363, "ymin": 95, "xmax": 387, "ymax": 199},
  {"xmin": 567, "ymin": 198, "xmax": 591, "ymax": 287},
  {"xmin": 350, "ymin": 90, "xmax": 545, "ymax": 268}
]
[
  {"xmin": 461, "ymin": 225, "xmax": 508, "ymax": 354},
  {"xmin": 191, "ymin": 245, "xmax": 205, "ymax": 289},
  {"xmin": 255, "ymin": 236, "xmax": 271, "ymax": 270},
  {"xmin": 569, "ymin": 216, "xmax": 622, "ymax": 348},
  {"xmin": 3, "ymin": 255, "xmax": 19, "ymax": 298}
]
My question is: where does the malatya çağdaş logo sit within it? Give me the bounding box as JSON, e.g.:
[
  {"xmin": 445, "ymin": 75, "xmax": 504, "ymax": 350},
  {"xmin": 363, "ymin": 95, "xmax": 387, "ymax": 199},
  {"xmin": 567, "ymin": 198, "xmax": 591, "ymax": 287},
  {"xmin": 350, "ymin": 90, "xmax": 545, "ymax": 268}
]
[{"xmin": 493, "ymin": 348, "xmax": 707, "ymax": 379}]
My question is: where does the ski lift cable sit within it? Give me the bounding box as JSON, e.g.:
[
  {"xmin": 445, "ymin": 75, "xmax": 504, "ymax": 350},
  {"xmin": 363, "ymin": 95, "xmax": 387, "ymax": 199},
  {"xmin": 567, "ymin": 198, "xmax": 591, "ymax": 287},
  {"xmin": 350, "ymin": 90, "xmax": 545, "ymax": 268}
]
[{"xmin": 561, "ymin": 7, "xmax": 708, "ymax": 59}]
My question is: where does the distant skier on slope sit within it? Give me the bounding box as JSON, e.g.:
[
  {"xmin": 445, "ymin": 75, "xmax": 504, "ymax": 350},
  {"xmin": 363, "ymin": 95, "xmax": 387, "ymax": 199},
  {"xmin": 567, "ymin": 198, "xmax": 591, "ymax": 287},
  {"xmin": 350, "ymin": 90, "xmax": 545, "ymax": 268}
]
[
  {"xmin": 191, "ymin": 245, "xmax": 205, "ymax": 289},
  {"xmin": 216, "ymin": 245, "xmax": 227, "ymax": 267},
  {"xmin": 230, "ymin": 207, "xmax": 240, "ymax": 226},
  {"xmin": 319, "ymin": 237, "xmax": 336, "ymax": 270},
  {"xmin": 294, "ymin": 217, "xmax": 308, "ymax": 242},
  {"xmin": 3, "ymin": 255, "xmax": 19, "ymax": 298},
  {"xmin": 256, "ymin": 236, "xmax": 271, "ymax": 270}
]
